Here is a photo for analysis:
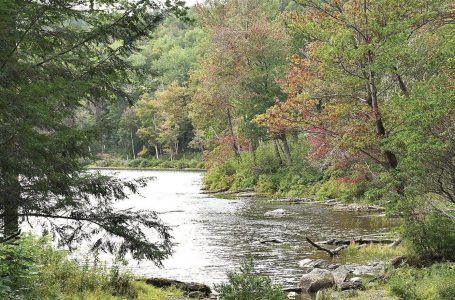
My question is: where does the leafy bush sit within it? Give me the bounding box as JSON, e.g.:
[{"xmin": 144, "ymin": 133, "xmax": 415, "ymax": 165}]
[
  {"xmin": 128, "ymin": 158, "xmax": 146, "ymax": 167},
  {"xmin": 403, "ymin": 211, "xmax": 455, "ymax": 262},
  {"xmin": 387, "ymin": 264, "xmax": 455, "ymax": 300},
  {"xmin": 203, "ymin": 161, "xmax": 236, "ymax": 190},
  {"xmin": 216, "ymin": 259, "xmax": 285, "ymax": 300},
  {"xmin": 255, "ymin": 174, "xmax": 276, "ymax": 194}
]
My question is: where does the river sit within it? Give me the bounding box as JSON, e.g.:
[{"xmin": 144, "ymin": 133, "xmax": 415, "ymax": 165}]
[{"xmin": 100, "ymin": 169, "xmax": 395, "ymax": 288}]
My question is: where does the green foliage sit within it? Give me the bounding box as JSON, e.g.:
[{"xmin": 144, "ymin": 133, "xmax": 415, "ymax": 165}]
[
  {"xmin": 216, "ymin": 259, "xmax": 285, "ymax": 300},
  {"xmin": 256, "ymin": 175, "xmax": 277, "ymax": 194},
  {"xmin": 308, "ymin": 179, "xmax": 361, "ymax": 202},
  {"xmin": 203, "ymin": 162, "xmax": 236, "ymax": 191},
  {"xmin": 0, "ymin": 0, "xmax": 183, "ymax": 261},
  {"xmin": 0, "ymin": 235, "xmax": 184, "ymax": 300},
  {"xmin": 388, "ymin": 264, "xmax": 455, "ymax": 300},
  {"xmin": 402, "ymin": 211, "xmax": 455, "ymax": 262},
  {"xmin": 203, "ymin": 139, "xmax": 320, "ymax": 195}
]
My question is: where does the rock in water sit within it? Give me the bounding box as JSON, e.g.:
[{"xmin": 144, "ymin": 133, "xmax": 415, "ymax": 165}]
[
  {"xmin": 287, "ymin": 291, "xmax": 298, "ymax": 299},
  {"xmin": 264, "ymin": 208, "xmax": 285, "ymax": 217},
  {"xmin": 299, "ymin": 268, "xmax": 335, "ymax": 293},
  {"xmin": 299, "ymin": 258, "xmax": 339, "ymax": 273}
]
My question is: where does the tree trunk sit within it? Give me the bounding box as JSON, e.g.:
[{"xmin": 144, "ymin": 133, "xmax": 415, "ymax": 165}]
[
  {"xmin": 393, "ymin": 66, "xmax": 409, "ymax": 97},
  {"xmin": 154, "ymin": 145, "xmax": 159, "ymax": 160},
  {"xmin": 249, "ymin": 139, "xmax": 256, "ymax": 164},
  {"xmin": 279, "ymin": 133, "xmax": 292, "ymax": 165},
  {"xmin": 2, "ymin": 172, "xmax": 20, "ymax": 237},
  {"xmin": 130, "ymin": 129, "xmax": 136, "ymax": 160},
  {"xmin": 367, "ymin": 53, "xmax": 398, "ymax": 170},
  {"xmin": 0, "ymin": 5, "xmax": 20, "ymax": 237},
  {"xmin": 227, "ymin": 109, "xmax": 240, "ymax": 157},
  {"xmin": 273, "ymin": 139, "xmax": 283, "ymax": 165}
]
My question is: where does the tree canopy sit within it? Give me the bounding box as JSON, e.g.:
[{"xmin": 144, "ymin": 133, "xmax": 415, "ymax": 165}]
[{"xmin": 0, "ymin": 0, "xmax": 187, "ymax": 263}]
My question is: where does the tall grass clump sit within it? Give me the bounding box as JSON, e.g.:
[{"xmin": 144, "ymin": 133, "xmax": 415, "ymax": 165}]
[
  {"xmin": 0, "ymin": 235, "xmax": 183, "ymax": 300},
  {"xmin": 216, "ymin": 258, "xmax": 285, "ymax": 300}
]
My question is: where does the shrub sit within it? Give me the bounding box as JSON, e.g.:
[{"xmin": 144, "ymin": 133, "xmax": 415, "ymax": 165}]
[
  {"xmin": 176, "ymin": 160, "xmax": 189, "ymax": 169},
  {"xmin": 158, "ymin": 160, "xmax": 173, "ymax": 168},
  {"xmin": 128, "ymin": 158, "xmax": 146, "ymax": 168},
  {"xmin": 403, "ymin": 211, "xmax": 455, "ymax": 262},
  {"xmin": 139, "ymin": 159, "xmax": 153, "ymax": 168},
  {"xmin": 387, "ymin": 264, "xmax": 455, "ymax": 300},
  {"xmin": 203, "ymin": 161, "xmax": 236, "ymax": 190},
  {"xmin": 216, "ymin": 259, "xmax": 285, "ymax": 300},
  {"xmin": 255, "ymin": 175, "xmax": 276, "ymax": 194}
]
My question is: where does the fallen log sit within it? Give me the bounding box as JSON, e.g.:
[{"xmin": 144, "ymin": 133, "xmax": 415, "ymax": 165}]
[
  {"xmin": 306, "ymin": 237, "xmax": 348, "ymax": 257},
  {"xmin": 319, "ymin": 238, "xmax": 400, "ymax": 246}
]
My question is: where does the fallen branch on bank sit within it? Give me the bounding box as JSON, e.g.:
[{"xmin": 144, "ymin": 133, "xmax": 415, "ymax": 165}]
[
  {"xmin": 306, "ymin": 236, "xmax": 402, "ymax": 257},
  {"xmin": 305, "ymin": 237, "xmax": 348, "ymax": 257},
  {"xmin": 319, "ymin": 238, "xmax": 401, "ymax": 246}
]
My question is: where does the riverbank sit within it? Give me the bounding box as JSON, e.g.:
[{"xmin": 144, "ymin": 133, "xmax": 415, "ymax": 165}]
[
  {"xmin": 90, "ymin": 166, "xmax": 205, "ymax": 171},
  {"xmin": 89, "ymin": 154, "xmax": 206, "ymax": 170},
  {"xmin": 293, "ymin": 243, "xmax": 455, "ymax": 300},
  {"xmin": 0, "ymin": 235, "xmax": 192, "ymax": 300},
  {"xmin": 203, "ymin": 188, "xmax": 386, "ymax": 213}
]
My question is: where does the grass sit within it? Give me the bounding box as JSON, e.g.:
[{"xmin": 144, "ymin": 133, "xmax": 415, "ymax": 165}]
[
  {"xmin": 0, "ymin": 235, "xmax": 189, "ymax": 300},
  {"xmin": 63, "ymin": 283, "xmax": 186, "ymax": 300},
  {"xmin": 316, "ymin": 288, "xmax": 395, "ymax": 300},
  {"xmin": 337, "ymin": 243, "xmax": 407, "ymax": 264},
  {"xmin": 387, "ymin": 263, "xmax": 455, "ymax": 300}
]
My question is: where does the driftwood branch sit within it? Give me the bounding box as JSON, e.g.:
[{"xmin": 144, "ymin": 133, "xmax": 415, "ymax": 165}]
[{"xmin": 306, "ymin": 237, "xmax": 348, "ymax": 257}]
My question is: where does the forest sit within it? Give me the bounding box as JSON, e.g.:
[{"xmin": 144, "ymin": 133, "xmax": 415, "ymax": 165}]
[{"xmin": 0, "ymin": 0, "xmax": 454, "ymax": 299}]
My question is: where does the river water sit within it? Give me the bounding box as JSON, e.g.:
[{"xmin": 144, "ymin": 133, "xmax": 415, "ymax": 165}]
[{"xmin": 100, "ymin": 169, "xmax": 395, "ymax": 288}]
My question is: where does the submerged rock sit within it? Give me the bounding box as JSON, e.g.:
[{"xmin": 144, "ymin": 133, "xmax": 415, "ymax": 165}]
[
  {"xmin": 260, "ymin": 238, "xmax": 283, "ymax": 244},
  {"xmin": 264, "ymin": 208, "xmax": 286, "ymax": 217},
  {"xmin": 287, "ymin": 291, "xmax": 298, "ymax": 299}
]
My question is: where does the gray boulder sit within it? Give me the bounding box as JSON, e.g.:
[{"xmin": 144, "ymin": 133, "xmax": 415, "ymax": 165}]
[
  {"xmin": 299, "ymin": 258, "xmax": 339, "ymax": 273},
  {"xmin": 332, "ymin": 265, "xmax": 351, "ymax": 288},
  {"xmin": 299, "ymin": 268, "xmax": 335, "ymax": 293}
]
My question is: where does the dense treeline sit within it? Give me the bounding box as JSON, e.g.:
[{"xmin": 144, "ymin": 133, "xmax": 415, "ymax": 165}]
[
  {"xmin": 92, "ymin": 0, "xmax": 455, "ymax": 263},
  {"xmin": 1, "ymin": 0, "xmax": 454, "ymax": 298},
  {"xmin": 91, "ymin": 0, "xmax": 454, "ymax": 219}
]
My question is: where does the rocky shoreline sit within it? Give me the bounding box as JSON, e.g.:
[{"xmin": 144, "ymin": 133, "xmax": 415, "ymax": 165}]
[
  {"xmin": 203, "ymin": 188, "xmax": 386, "ymax": 213},
  {"xmin": 144, "ymin": 257, "xmax": 398, "ymax": 299}
]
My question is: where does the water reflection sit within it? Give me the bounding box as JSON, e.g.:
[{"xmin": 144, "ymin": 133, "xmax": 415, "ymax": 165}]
[{"xmin": 99, "ymin": 169, "xmax": 396, "ymax": 287}]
